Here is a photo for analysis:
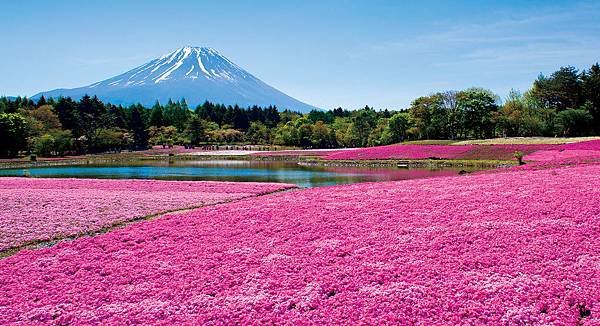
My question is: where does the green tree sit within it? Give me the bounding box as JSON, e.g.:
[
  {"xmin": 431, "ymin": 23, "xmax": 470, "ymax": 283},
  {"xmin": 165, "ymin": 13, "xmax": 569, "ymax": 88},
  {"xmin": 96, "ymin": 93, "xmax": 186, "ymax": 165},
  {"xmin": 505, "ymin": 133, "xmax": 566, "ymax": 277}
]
[
  {"xmin": 581, "ymin": 63, "xmax": 600, "ymax": 132},
  {"xmin": 0, "ymin": 113, "xmax": 29, "ymax": 157},
  {"xmin": 55, "ymin": 97, "xmax": 81, "ymax": 136},
  {"xmin": 34, "ymin": 134, "xmax": 55, "ymax": 157},
  {"xmin": 349, "ymin": 106, "xmax": 378, "ymax": 146},
  {"xmin": 149, "ymin": 101, "xmax": 165, "ymax": 127},
  {"xmin": 382, "ymin": 112, "xmax": 411, "ymax": 144},
  {"xmin": 148, "ymin": 126, "xmax": 179, "ymax": 146},
  {"xmin": 331, "ymin": 117, "xmax": 353, "ymax": 147},
  {"xmin": 367, "ymin": 118, "xmax": 389, "ymax": 146},
  {"xmin": 186, "ymin": 115, "xmax": 205, "ymax": 145},
  {"xmin": 24, "ymin": 105, "xmax": 61, "ymax": 132},
  {"xmin": 496, "ymin": 90, "xmax": 526, "ymax": 137},
  {"xmin": 457, "ymin": 88, "xmax": 499, "ymax": 138},
  {"xmin": 441, "ymin": 91, "xmax": 462, "ymax": 139},
  {"xmin": 273, "ymin": 121, "xmax": 297, "ymax": 146},
  {"xmin": 51, "ymin": 130, "xmax": 74, "ymax": 156},
  {"xmin": 531, "ymin": 66, "xmax": 583, "ymax": 111},
  {"xmin": 128, "ymin": 106, "xmax": 148, "ymax": 149},
  {"xmin": 554, "ymin": 109, "xmax": 593, "ymax": 136},
  {"xmin": 208, "ymin": 128, "xmax": 244, "ymax": 143},
  {"xmin": 163, "ymin": 99, "xmax": 191, "ymax": 131},
  {"xmin": 94, "ymin": 128, "xmax": 127, "ymax": 152},
  {"xmin": 246, "ymin": 121, "xmax": 270, "ymax": 144},
  {"xmin": 408, "ymin": 94, "xmax": 444, "ymax": 139},
  {"xmin": 311, "ymin": 120, "xmax": 335, "ymax": 148}
]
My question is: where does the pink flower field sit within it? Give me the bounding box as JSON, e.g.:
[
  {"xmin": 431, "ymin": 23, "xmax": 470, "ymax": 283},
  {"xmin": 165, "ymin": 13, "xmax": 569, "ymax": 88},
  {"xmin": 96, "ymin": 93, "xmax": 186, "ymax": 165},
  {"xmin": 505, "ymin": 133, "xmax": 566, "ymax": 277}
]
[
  {"xmin": 252, "ymin": 149, "xmax": 349, "ymax": 157},
  {"xmin": 2, "ymin": 165, "xmax": 600, "ymax": 324},
  {"xmin": 524, "ymin": 150, "xmax": 600, "ymax": 162},
  {"xmin": 561, "ymin": 139, "xmax": 600, "ymax": 150},
  {"xmin": 140, "ymin": 145, "xmax": 206, "ymax": 155},
  {"xmin": 0, "ymin": 178, "xmax": 295, "ymax": 251},
  {"xmin": 324, "ymin": 140, "xmax": 600, "ymax": 162},
  {"xmin": 324, "ymin": 144, "xmax": 476, "ymax": 160},
  {"xmin": 524, "ymin": 140, "xmax": 600, "ymax": 164}
]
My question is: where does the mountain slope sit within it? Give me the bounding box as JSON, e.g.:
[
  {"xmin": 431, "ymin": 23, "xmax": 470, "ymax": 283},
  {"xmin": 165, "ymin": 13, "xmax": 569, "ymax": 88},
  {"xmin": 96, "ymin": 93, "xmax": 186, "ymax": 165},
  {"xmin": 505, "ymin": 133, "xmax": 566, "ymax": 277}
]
[{"xmin": 33, "ymin": 47, "xmax": 319, "ymax": 112}]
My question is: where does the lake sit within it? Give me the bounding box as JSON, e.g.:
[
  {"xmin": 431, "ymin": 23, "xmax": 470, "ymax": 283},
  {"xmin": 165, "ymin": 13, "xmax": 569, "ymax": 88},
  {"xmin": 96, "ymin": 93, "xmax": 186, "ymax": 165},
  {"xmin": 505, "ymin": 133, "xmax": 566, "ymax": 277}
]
[{"xmin": 0, "ymin": 160, "xmax": 481, "ymax": 188}]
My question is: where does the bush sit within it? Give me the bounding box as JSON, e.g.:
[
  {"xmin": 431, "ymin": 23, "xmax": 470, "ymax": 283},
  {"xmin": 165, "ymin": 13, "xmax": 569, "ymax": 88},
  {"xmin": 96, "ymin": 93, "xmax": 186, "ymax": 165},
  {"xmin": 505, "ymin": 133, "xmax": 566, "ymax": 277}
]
[
  {"xmin": 33, "ymin": 134, "xmax": 55, "ymax": 157},
  {"xmin": 514, "ymin": 151, "xmax": 524, "ymax": 165}
]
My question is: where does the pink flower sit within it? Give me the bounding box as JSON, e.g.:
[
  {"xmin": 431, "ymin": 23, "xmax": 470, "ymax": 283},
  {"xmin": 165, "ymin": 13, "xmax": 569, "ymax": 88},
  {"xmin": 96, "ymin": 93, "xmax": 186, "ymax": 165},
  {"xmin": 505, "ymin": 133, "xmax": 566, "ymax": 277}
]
[
  {"xmin": 0, "ymin": 178, "xmax": 295, "ymax": 251},
  {"xmin": 1, "ymin": 165, "xmax": 600, "ymax": 324}
]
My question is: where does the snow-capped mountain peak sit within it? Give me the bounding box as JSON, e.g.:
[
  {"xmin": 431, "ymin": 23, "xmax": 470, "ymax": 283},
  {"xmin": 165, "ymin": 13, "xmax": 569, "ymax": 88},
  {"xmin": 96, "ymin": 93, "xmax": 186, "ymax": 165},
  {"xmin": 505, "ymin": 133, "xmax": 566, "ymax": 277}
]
[
  {"xmin": 90, "ymin": 46, "xmax": 252, "ymax": 88},
  {"xmin": 34, "ymin": 46, "xmax": 319, "ymax": 112}
]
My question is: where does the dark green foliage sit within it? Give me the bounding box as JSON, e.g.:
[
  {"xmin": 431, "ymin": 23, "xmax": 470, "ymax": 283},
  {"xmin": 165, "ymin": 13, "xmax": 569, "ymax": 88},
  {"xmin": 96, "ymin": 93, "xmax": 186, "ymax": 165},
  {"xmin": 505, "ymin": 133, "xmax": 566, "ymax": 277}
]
[
  {"xmin": 531, "ymin": 66, "xmax": 583, "ymax": 111},
  {"xmin": 186, "ymin": 115, "xmax": 205, "ymax": 145},
  {"xmin": 554, "ymin": 109, "xmax": 593, "ymax": 136},
  {"xmin": 581, "ymin": 63, "xmax": 600, "ymax": 133},
  {"xmin": 457, "ymin": 88, "xmax": 499, "ymax": 139},
  {"xmin": 129, "ymin": 105, "xmax": 148, "ymax": 149},
  {"xmin": 0, "ymin": 113, "xmax": 29, "ymax": 157},
  {"xmin": 149, "ymin": 101, "xmax": 165, "ymax": 127},
  {"xmin": 383, "ymin": 112, "xmax": 410, "ymax": 143}
]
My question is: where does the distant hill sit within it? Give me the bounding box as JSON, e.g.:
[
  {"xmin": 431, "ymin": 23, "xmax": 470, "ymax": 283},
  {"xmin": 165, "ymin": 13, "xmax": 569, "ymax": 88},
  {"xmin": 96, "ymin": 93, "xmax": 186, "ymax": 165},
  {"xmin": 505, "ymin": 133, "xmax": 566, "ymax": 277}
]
[{"xmin": 33, "ymin": 46, "xmax": 319, "ymax": 112}]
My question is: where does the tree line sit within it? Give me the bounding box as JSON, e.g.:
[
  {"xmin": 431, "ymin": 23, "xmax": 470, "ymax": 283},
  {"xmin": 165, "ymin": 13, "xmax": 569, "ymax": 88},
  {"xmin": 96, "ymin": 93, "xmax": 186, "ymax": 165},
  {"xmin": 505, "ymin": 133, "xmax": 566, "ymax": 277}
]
[{"xmin": 1, "ymin": 63, "xmax": 599, "ymax": 158}]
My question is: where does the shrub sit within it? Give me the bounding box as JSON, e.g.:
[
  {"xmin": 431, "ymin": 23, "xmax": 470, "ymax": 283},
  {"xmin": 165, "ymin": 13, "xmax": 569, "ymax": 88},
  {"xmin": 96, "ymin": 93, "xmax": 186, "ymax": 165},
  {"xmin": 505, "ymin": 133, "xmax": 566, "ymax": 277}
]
[{"xmin": 514, "ymin": 151, "xmax": 524, "ymax": 165}]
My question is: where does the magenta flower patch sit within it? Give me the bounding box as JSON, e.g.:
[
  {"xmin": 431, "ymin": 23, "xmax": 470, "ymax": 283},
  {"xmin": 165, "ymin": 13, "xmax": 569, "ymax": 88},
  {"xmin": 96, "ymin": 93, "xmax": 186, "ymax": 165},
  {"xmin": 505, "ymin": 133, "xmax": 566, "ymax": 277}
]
[
  {"xmin": 324, "ymin": 144, "xmax": 475, "ymax": 160},
  {"xmin": 0, "ymin": 178, "xmax": 295, "ymax": 251},
  {"xmin": 1, "ymin": 166, "xmax": 599, "ymax": 324}
]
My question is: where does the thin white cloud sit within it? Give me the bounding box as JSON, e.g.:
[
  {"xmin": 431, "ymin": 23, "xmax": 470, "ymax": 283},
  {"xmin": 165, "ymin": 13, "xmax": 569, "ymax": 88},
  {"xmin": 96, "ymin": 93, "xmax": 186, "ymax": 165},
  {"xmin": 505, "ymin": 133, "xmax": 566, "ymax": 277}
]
[{"xmin": 354, "ymin": 1, "xmax": 600, "ymax": 68}]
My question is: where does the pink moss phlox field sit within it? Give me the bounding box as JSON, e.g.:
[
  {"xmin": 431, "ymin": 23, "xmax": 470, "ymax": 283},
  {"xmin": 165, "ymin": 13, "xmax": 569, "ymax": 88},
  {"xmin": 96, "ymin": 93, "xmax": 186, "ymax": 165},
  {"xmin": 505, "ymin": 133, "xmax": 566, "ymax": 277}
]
[
  {"xmin": 252, "ymin": 149, "xmax": 348, "ymax": 157},
  {"xmin": 459, "ymin": 144, "xmax": 557, "ymax": 160},
  {"xmin": 2, "ymin": 166, "xmax": 600, "ymax": 324},
  {"xmin": 324, "ymin": 143, "xmax": 561, "ymax": 161},
  {"xmin": 524, "ymin": 140, "xmax": 600, "ymax": 163},
  {"xmin": 559, "ymin": 139, "xmax": 600, "ymax": 150},
  {"xmin": 0, "ymin": 178, "xmax": 295, "ymax": 251},
  {"xmin": 524, "ymin": 150, "xmax": 600, "ymax": 162},
  {"xmin": 324, "ymin": 144, "xmax": 476, "ymax": 160},
  {"xmin": 141, "ymin": 145, "xmax": 204, "ymax": 155}
]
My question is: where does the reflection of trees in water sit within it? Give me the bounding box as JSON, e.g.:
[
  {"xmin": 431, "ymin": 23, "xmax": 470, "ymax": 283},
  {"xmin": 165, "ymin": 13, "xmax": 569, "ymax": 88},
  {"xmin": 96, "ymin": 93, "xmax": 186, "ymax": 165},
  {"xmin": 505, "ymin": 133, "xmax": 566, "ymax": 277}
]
[{"xmin": 1, "ymin": 161, "xmax": 486, "ymax": 188}]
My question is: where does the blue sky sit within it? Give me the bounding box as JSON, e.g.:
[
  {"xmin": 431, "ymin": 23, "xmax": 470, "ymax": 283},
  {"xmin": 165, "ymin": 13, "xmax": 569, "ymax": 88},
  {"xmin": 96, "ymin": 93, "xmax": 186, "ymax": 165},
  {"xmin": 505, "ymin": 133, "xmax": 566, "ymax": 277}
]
[{"xmin": 1, "ymin": 0, "xmax": 599, "ymax": 109}]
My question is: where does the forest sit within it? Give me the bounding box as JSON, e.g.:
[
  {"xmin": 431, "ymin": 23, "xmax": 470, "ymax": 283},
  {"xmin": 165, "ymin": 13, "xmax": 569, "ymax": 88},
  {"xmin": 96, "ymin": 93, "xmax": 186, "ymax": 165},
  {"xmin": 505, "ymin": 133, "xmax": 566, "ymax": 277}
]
[{"xmin": 1, "ymin": 63, "xmax": 599, "ymax": 158}]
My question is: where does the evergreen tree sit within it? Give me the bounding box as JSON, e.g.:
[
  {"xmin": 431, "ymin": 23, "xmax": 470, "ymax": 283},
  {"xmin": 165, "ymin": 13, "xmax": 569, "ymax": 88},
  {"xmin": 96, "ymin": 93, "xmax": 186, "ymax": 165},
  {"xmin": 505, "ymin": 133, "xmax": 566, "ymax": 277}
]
[
  {"xmin": 149, "ymin": 101, "xmax": 164, "ymax": 127},
  {"xmin": 186, "ymin": 115, "xmax": 205, "ymax": 145},
  {"xmin": 129, "ymin": 106, "xmax": 148, "ymax": 149},
  {"xmin": 531, "ymin": 66, "xmax": 583, "ymax": 111},
  {"xmin": 581, "ymin": 63, "xmax": 600, "ymax": 132}
]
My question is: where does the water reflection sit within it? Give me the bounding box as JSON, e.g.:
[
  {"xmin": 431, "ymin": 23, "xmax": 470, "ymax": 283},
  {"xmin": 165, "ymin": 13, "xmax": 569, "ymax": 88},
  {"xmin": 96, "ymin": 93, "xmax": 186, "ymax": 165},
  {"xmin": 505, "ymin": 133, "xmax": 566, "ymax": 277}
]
[{"xmin": 0, "ymin": 160, "xmax": 483, "ymax": 188}]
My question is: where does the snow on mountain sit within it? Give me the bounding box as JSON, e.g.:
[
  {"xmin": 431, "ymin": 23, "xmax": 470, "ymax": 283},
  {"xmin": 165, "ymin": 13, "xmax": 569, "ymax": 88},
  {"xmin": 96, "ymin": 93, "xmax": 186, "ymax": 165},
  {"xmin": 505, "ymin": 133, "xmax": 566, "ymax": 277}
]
[{"xmin": 33, "ymin": 46, "xmax": 319, "ymax": 112}]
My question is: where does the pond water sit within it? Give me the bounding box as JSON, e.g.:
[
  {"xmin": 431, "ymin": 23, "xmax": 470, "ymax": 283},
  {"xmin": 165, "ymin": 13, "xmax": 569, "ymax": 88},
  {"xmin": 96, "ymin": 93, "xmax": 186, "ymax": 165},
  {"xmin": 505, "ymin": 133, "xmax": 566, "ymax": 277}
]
[{"xmin": 0, "ymin": 160, "xmax": 483, "ymax": 188}]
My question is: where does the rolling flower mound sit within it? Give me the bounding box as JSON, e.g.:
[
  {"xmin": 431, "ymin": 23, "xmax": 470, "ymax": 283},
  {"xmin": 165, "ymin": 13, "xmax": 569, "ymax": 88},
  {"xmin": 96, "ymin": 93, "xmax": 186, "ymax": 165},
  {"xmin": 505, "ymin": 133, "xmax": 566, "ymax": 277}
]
[
  {"xmin": 324, "ymin": 143, "xmax": 559, "ymax": 161},
  {"xmin": 2, "ymin": 166, "xmax": 600, "ymax": 324},
  {"xmin": 460, "ymin": 144, "xmax": 556, "ymax": 160},
  {"xmin": 560, "ymin": 139, "xmax": 600, "ymax": 150},
  {"xmin": 524, "ymin": 150, "xmax": 600, "ymax": 162},
  {"xmin": 324, "ymin": 144, "xmax": 475, "ymax": 160},
  {"xmin": 525, "ymin": 140, "xmax": 600, "ymax": 163},
  {"xmin": 0, "ymin": 178, "xmax": 295, "ymax": 251}
]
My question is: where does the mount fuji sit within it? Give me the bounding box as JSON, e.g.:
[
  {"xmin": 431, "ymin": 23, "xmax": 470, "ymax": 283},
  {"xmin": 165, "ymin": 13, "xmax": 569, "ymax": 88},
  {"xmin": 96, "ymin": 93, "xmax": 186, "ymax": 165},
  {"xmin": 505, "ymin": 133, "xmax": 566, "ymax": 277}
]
[{"xmin": 33, "ymin": 46, "xmax": 319, "ymax": 112}]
